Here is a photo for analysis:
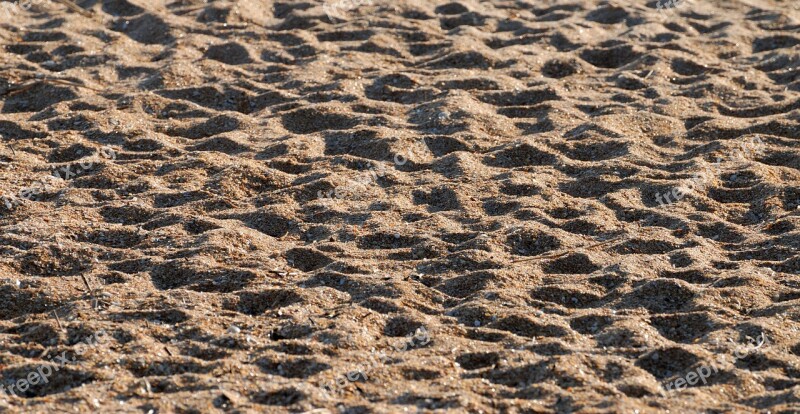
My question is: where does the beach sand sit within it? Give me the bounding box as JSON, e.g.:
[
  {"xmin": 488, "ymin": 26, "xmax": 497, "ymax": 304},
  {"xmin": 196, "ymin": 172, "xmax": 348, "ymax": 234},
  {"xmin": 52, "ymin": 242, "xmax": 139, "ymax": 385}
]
[{"xmin": 0, "ymin": 0, "xmax": 799, "ymax": 412}]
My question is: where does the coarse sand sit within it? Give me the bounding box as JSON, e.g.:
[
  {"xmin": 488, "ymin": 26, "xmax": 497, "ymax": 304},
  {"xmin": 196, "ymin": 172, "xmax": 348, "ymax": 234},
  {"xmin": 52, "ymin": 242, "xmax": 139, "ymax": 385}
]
[{"xmin": 0, "ymin": 0, "xmax": 799, "ymax": 412}]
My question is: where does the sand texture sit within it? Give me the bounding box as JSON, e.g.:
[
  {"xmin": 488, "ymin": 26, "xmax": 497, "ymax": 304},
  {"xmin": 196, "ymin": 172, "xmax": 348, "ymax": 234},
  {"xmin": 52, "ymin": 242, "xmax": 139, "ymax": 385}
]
[{"xmin": 1, "ymin": 0, "xmax": 799, "ymax": 412}]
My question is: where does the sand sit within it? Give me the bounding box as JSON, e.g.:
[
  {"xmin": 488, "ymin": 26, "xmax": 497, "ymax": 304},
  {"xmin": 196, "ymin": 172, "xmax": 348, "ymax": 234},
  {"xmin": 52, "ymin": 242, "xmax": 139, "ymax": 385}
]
[{"xmin": 0, "ymin": 0, "xmax": 799, "ymax": 412}]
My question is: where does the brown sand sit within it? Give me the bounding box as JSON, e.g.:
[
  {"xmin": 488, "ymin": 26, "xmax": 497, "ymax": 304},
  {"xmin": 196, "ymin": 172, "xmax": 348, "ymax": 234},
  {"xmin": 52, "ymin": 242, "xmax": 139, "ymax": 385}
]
[{"xmin": 1, "ymin": 0, "xmax": 799, "ymax": 412}]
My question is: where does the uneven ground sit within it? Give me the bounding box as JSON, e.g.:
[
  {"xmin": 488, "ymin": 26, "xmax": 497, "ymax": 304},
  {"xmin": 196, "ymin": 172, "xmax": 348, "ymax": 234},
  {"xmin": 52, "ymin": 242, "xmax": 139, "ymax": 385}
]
[{"xmin": 0, "ymin": 0, "xmax": 799, "ymax": 412}]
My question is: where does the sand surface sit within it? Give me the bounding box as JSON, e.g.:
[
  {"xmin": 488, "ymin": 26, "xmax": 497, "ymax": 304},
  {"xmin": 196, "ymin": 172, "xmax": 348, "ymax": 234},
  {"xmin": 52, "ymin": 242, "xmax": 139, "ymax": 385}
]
[{"xmin": 1, "ymin": 0, "xmax": 799, "ymax": 412}]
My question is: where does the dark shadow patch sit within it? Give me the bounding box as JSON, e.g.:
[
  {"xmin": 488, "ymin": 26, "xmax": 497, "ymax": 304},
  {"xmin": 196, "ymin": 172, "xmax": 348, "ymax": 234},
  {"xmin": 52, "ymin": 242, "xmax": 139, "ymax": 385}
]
[
  {"xmin": 110, "ymin": 14, "xmax": 174, "ymax": 45},
  {"xmin": 1, "ymin": 84, "xmax": 78, "ymax": 113},
  {"xmin": 636, "ymin": 347, "xmax": 699, "ymax": 380},
  {"xmin": 237, "ymin": 289, "xmax": 304, "ymax": 315},
  {"xmin": 543, "ymin": 253, "xmax": 601, "ymax": 275},
  {"xmin": 204, "ymin": 42, "xmax": 254, "ymax": 65},
  {"xmin": 285, "ymin": 248, "xmax": 333, "ymax": 272}
]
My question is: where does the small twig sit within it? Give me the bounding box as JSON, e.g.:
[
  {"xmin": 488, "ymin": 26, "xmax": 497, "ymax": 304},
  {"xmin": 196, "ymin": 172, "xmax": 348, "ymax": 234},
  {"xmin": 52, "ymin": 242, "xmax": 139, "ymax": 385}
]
[
  {"xmin": 164, "ymin": 346, "xmax": 174, "ymax": 357},
  {"xmin": 513, "ymin": 250, "xmax": 571, "ymax": 263},
  {"xmin": 3, "ymin": 79, "xmax": 104, "ymax": 97},
  {"xmin": 79, "ymin": 274, "xmax": 103, "ymax": 309},
  {"xmin": 53, "ymin": 310, "xmax": 64, "ymax": 331},
  {"xmin": 80, "ymin": 274, "xmax": 93, "ymax": 292},
  {"xmin": 3, "ymin": 82, "xmax": 36, "ymax": 97},
  {"xmin": 141, "ymin": 378, "xmax": 152, "ymax": 397},
  {"xmin": 43, "ymin": 78, "xmax": 104, "ymax": 92},
  {"xmin": 176, "ymin": 3, "xmax": 209, "ymax": 13}
]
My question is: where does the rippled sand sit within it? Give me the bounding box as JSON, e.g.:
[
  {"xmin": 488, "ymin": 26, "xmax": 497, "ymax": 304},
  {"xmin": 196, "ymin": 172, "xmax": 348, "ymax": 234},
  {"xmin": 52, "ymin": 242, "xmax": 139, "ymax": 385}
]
[{"xmin": 0, "ymin": 0, "xmax": 799, "ymax": 412}]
